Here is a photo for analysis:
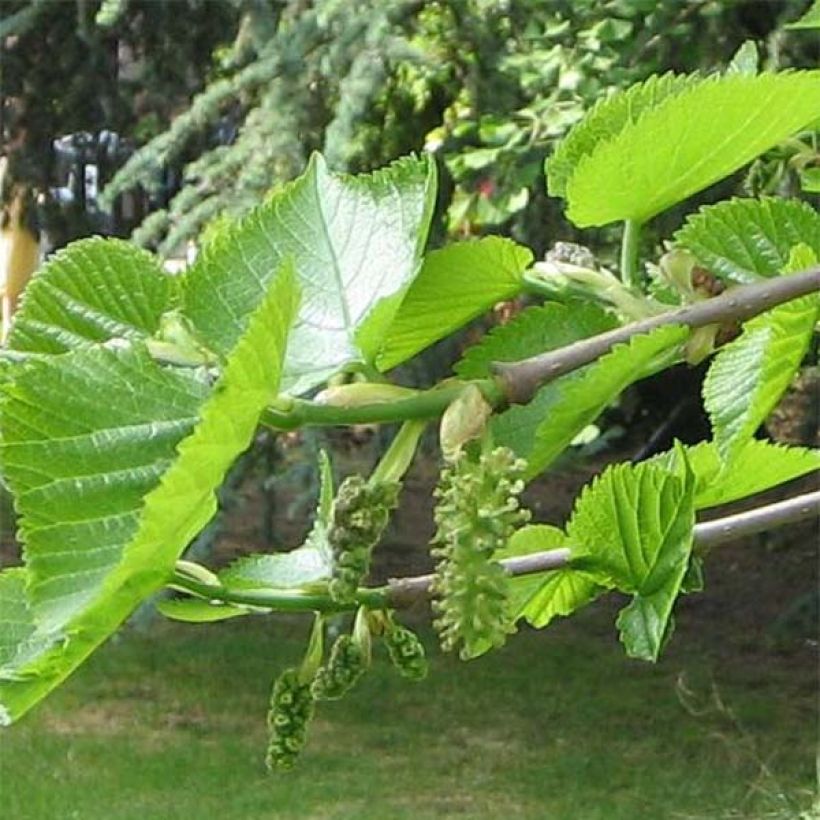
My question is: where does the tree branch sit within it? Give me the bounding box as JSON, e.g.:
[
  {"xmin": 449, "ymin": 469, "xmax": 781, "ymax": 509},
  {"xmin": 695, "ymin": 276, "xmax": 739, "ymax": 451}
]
[
  {"xmin": 170, "ymin": 490, "xmax": 819, "ymax": 613},
  {"xmin": 386, "ymin": 489, "xmax": 820, "ymax": 608},
  {"xmin": 493, "ymin": 265, "xmax": 820, "ymax": 405},
  {"xmin": 259, "ymin": 266, "xmax": 819, "ymax": 428}
]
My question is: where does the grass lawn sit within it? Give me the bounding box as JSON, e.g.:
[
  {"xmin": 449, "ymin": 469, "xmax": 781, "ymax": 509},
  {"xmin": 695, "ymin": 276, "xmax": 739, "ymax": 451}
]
[{"xmin": 1, "ymin": 603, "xmax": 816, "ymax": 820}]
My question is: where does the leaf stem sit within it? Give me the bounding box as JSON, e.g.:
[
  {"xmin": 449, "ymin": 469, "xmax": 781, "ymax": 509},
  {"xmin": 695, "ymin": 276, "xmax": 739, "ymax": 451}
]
[
  {"xmin": 261, "ymin": 379, "xmax": 504, "ymax": 430},
  {"xmin": 169, "ymin": 570, "xmax": 390, "ymax": 613},
  {"xmin": 620, "ymin": 218, "xmax": 641, "ymax": 289}
]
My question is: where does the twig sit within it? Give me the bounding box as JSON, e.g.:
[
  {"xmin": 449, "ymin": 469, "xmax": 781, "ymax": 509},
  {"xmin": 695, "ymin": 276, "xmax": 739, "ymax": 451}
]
[
  {"xmin": 259, "ymin": 266, "xmax": 820, "ymax": 428},
  {"xmin": 386, "ymin": 490, "xmax": 820, "ymax": 608},
  {"xmin": 170, "ymin": 490, "xmax": 820, "ymax": 612},
  {"xmin": 493, "ymin": 265, "xmax": 820, "ymax": 405}
]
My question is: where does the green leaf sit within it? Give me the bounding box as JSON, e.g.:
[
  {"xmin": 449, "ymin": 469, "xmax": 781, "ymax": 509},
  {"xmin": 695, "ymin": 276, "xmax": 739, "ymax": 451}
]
[
  {"xmin": 563, "ymin": 72, "xmax": 820, "ymax": 226},
  {"xmin": 219, "ymin": 450, "xmax": 334, "ymax": 591},
  {"xmin": 8, "ymin": 237, "xmax": 173, "ymax": 355},
  {"xmin": 0, "ymin": 263, "xmax": 299, "ymax": 723},
  {"xmin": 501, "ymin": 525, "xmax": 601, "ymax": 629},
  {"xmin": 786, "ymin": 0, "xmax": 820, "ymax": 29},
  {"xmin": 155, "ymin": 597, "xmax": 251, "ymax": 623},
  {"xmin": 703, "ymin": 245, "xmax": 819, "ymax": 462},
  {"xmin": 674, "ymin": 197, "xmax": 820, "ymax": 283},
  {"xmin": 651, "ymin": 439, "xmax": 820, "ymax": 509},
  {"xmin": 0, "ymin": 569, "xmax": 53, "ymax": 695},
  {"xmin": 567, "ymin": 455, "xmax": 696, "ymax": 661},
  {"xmin": 493, "ymin": 324, "xmax": 687, "ymax": 478},
  {"xmin": 454, "ymin": 300, "xmax": 617, "ymax": 380},
  {"xmin": 800, "ymin": 166, "xmax": 820, "ymax": 193},
  {"xmin": 182, "ymin": 153, "xmax": 436, "ymax": 395},
  {"xmin": 218, "ymin": 550, "xmax": 331, "ymax": 591},
  {"xmin": 547, "ymin": 72, "xmax": 697, "ymax": 199},
  {"xmin": 377, "ymin": 237, "xmax": 532, "ymax": 371}
]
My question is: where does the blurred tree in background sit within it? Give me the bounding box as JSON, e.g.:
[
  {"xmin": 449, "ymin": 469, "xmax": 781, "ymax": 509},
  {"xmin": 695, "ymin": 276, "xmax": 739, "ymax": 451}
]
[{"xmin": 2, "ymin": 0, "xmax": 815, "ymax": 264}]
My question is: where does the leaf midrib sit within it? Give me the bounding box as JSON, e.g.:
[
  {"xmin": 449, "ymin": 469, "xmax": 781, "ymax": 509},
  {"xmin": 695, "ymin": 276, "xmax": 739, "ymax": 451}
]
[{"xmin": 312, "ymin": 167, "xmax": 353, "ymax": 338}]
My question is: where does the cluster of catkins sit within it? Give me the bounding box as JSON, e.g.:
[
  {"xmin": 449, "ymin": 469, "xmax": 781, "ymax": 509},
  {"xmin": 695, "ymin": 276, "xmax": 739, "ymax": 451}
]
[
  {"xmin": 328, "ymin": 476, "xmax": 401, "ymax": 603},
  {"xmin": 265, "ymin": 669, "xmax": 315, "ymax": 772},
  {"xmin": 431, "ymin": 445, "xmax": 530, "ymax": 659},
  {"xmin": 383, "ymin": 619, "xmax": 428, "ymax": 681},
  {"xmin": 266, "ymin": 612, "xmax": 426, "ymax": 771},
  {"xmin": 311, "ymin": 635, "xmax": 367, "ymax": 701}
]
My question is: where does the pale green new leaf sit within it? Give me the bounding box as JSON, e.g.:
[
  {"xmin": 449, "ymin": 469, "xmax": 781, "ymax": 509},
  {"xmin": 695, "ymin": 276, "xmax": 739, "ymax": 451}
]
[
  {"xmin": 155, "ymin": 598, "xmax": 251, "ymax": 623},
  {"xmin": 501, "ymin": 525, "xmax": 601, "ymax": 629},
  {"xmin": 786, "ymin": 0, "xmax": 820, "ymax": 29},
  {"xmin": 674, "ymin": 197, "xmax": 820, "ymax": 283},
  {"xmin": 567, "ymin": 456, "xmax": 696, "ymax": 661},
  {"xmin": 493, "ymin": 324, "xmax": 687, "ymax": 478},
  {"xmin": 377, "ymin": 237, "xmax": 532, "ymax": 371},
  {"xmin": 0, "ymin": 263, "xmax": 299, "ymax": 723},
  {"xmin": 183, "ymin": 153, "xmax": 436, "ymax": 395},
  {"xmin": 704, "ymin": 245, "xmax": 819, "ymax": 463},
  {"xmin": 220, "ymin": 449, "xmax": 335, "ymax": 591},
  {"xmin": 651, "ymin": 439, "xmax": 820, "ymax": 509},
  {"xmin": 8, "ymin": 237, "xmax": 173, "ymax": 355},
  {"xmin": 726, "ymin": 41, "xmax": 758, "ymax": 76},
  {"xmin": 564, "ymin": 72, "xmax": 820, "ymax": 226},
  {"xmin": 547, "ymin": 72, "xmax": 697, "ymax": 198}
]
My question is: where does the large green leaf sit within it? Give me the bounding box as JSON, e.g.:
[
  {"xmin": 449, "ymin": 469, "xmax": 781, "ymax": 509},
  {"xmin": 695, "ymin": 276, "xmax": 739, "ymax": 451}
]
[
  {"xmin": 547, "ymin": 72, "xmax": 697, "ymax": 199},
  {"xmin": 651, "ymin": 439, "xmax": 820, "ymax": 509},
  {"xmin": 563, "ymin": 72, "xmax": 820, "ymax": 227},
  {"xmin": 674, "ymin": 197, "xmax": 820, "ymax": 283},
  {"xmin": 7, "ymin": 238, "xmax": 174, "ymax": 355},
  {"xmin": 0, "ymin": 263, "xmax": 299, "ymax": 723},
  {"xmin": 493, "ymin": 324, "xmax": 688, "ymax": 478},
  {"xmin": 182, "ymin": 153, "xmax": 436, "ymax": 395},
  {"xmin": 567, "ymin": 454, "xmax": 696, "ymax": 661},
  {"xmin": 703, "ymin": 246, "xmax": 819, "ymax": 463},
  {"xmin": 377, "ymin": 237, "xmax": 532, "ymax": 372},
  {"xmin": 501, "ymin": 525, "xmax": 601, "ymax": 629}
]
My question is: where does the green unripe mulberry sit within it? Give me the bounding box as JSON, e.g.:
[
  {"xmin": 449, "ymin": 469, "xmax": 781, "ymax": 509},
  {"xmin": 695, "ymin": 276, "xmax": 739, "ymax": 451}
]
[
  {"xmin": 265, "ymin": 668, "xmax": 315, "ymax": 772},
  {"xmin": 431, "ymin": 445, "xmax": 530, "ymax": 660},
  {"xmin": 383, "ymin": 621, "xmax": 428, "ymax": 681},
  {"xmin": 311, "ymin": 635, "xmax": 367, "ymax": 700},
  {"xmin": 328, "ymin": 475, "xmax": 401, "ymax": 603}
]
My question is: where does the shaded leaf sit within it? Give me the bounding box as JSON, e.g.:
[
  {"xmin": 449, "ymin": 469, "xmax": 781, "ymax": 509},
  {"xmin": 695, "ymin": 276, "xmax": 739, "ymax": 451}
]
[
  {"xmin": 454, "ymin": 300, "xmax": 617, "ymax": 380},
  {"xmin": 493, "ymin": 324, "xmax": 687, "ymax": 478}
]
